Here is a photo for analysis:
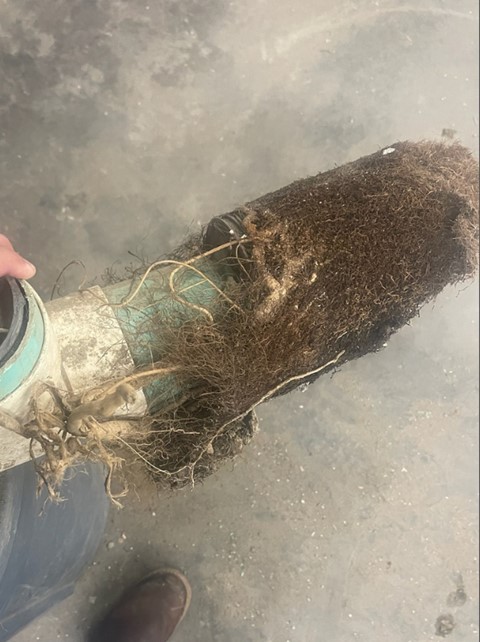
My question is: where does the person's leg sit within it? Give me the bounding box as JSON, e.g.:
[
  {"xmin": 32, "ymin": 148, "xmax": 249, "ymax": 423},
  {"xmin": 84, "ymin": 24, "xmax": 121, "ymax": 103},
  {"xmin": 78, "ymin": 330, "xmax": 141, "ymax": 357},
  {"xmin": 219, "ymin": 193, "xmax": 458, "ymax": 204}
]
[{"xmin": 89, "ymin": 568, "xmax": 191, "ymax": 642}]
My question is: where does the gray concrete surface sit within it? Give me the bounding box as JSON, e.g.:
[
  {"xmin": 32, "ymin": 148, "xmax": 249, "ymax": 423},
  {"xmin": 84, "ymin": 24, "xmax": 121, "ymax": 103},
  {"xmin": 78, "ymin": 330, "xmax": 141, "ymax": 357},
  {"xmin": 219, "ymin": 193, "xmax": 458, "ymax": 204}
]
[{"xmin": 1, "ymin": 0, "xmax": 478, "ymax": 640}]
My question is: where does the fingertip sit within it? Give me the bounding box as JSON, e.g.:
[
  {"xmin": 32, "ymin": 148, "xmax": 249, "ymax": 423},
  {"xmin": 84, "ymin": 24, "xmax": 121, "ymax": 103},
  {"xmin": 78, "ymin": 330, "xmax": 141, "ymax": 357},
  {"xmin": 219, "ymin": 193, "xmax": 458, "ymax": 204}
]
[{"xmin": 20, "ymin": 260, "xmax": 36, "ymax": 279}]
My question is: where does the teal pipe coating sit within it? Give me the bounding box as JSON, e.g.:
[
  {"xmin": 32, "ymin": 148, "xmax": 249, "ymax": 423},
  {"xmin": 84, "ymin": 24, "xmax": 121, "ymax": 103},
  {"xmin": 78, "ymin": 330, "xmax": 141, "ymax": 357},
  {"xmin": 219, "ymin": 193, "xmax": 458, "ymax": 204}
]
[
  {"xmin": 103, "ymin": 259, "xmax": 230, "ymax": 408},
  {"xmin": 0, "ymin": 283, "xmax": 45, "ymax": 401}
]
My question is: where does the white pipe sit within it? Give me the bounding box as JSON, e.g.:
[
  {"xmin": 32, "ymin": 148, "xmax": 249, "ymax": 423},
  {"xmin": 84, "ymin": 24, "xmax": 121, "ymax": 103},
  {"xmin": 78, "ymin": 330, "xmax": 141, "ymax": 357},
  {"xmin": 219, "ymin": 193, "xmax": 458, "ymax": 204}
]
[{"xmin": 0, "ymin": 283, "xmax": 146, "ymax": 471}]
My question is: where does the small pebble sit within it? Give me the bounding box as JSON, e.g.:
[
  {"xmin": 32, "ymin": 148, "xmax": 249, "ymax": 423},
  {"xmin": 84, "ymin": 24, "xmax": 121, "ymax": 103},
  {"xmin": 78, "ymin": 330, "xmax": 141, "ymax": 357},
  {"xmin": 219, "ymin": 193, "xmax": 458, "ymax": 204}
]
[{"xmin": 107, "ymin": 541, "xmax": 115, "ymax": 550}]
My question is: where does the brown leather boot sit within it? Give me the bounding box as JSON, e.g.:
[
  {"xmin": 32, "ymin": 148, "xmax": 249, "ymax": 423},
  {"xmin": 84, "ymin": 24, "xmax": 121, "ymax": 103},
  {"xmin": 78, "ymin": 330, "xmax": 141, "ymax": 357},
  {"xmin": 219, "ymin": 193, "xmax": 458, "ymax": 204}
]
[{"xmin": 89, "ymin": 568, "xmax": 191, "ymax": 642}]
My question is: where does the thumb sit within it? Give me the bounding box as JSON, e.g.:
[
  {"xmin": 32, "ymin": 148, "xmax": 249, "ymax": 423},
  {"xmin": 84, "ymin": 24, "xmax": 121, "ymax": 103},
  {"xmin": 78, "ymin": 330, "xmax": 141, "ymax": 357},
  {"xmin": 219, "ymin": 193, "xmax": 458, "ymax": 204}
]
[{"xmin": 0, "ymin": 246, "xmax": 36, "ymax": 279}]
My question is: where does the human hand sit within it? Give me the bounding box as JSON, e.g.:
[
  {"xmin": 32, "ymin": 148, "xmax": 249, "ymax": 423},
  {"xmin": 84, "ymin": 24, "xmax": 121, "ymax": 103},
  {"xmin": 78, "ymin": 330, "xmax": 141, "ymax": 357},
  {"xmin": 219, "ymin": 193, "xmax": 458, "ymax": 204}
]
[{"xmin": 0, "ymin": 234, "xmax": 36, "ymax": 279}]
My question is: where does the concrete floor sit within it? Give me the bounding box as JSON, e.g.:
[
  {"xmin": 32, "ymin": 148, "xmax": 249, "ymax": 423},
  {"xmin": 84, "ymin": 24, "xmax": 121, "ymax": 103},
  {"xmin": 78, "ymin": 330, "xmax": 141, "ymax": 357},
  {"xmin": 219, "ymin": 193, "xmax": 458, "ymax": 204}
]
[{"xmin": 0, "ymin": 0, "xmax": 478, "ymax": 640}]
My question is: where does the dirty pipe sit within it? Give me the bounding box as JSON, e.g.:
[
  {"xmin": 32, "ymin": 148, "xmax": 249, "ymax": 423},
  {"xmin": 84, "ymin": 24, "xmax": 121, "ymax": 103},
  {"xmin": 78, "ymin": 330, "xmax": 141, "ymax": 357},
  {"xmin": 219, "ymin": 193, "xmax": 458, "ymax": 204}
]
[{"xmin": 0, "ymin": 250, "xmax": 233, "ymax": 471}]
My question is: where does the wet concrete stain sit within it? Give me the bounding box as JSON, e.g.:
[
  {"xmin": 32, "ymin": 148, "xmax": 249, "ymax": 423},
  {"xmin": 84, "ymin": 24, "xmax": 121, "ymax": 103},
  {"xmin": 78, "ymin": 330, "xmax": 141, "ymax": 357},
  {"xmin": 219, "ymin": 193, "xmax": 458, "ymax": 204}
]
[
  {"xmin": 435, "ymin": 613, "xmax": 456, "ymax": 637},
  {"xmin": 446, "ymin": 573, "xmax": 468, "ymax": 607}
]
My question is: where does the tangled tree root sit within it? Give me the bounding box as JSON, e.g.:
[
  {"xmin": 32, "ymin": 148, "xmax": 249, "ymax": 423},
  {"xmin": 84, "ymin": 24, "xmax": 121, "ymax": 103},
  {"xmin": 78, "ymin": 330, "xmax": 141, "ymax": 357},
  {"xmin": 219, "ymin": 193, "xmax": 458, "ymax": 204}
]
[
  {"xmin": 25, "ymin": 140, "xmax": 479, "ymax": 501},
  {"xmin": 23, "ymin": 382, "xmax": 130, "ymax": 506},
  {"xmin": 138, "ymin": 141, "xmax": 479, "ymax": 487}
]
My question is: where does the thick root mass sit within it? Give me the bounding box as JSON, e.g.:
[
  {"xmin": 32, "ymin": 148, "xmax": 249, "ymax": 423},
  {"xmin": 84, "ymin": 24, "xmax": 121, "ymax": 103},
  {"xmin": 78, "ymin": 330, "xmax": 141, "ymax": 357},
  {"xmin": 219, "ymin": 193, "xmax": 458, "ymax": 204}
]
[
  {"xmin": 28, "ymin": 141, "xmax": 479, "ymax": 497},
  {"xmin": 141, "ymin": 141, "xmax": 478, "ymax": 486}
]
